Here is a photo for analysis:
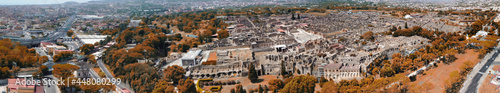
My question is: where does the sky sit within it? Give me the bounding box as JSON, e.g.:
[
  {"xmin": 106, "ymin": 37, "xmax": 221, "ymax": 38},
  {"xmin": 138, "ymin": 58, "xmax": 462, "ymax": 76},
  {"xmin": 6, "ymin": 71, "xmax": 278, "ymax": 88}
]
[{"xmin": 0, "ymin": 0, "xmax": 95, "ymax": 5}]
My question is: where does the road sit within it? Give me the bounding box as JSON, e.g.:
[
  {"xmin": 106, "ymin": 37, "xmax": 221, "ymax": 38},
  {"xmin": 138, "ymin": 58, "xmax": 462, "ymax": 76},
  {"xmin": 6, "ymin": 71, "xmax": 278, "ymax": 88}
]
[
  {"xmin": 14, "ymin": 15, "xmax": 76, "ymax": 45},
  {"xmin": 97, "ymin": 59, "xmax": 135, "ymax": 93},
  {"xmin": 63, "ymin": 40, "xmax": 81, "ymax": 51},
  {"xmin": 35, "ymin": 47, "xmax": 53, "ymax": 61},
  {"xmin": 43, "ymin": 75, "xmax": 61, "ymax": 93},
  {"xmin": 464, "ymin": 49, "xmax": 500, "ymax": 93},
  {"xmin": 462, "ymin": 43, "xmax": 500, "ymax": 93}
]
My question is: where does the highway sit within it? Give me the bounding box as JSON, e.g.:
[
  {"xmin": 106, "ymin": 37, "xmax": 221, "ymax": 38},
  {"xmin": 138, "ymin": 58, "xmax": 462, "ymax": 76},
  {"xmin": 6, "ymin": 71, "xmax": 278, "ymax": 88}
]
[
  {"xmin": 462, "ymin": 44, "xmax": 500, "ymax": 93},
  {"xmin": 13, "ymin": 15, "xmax": 76, "ymax": 46}
]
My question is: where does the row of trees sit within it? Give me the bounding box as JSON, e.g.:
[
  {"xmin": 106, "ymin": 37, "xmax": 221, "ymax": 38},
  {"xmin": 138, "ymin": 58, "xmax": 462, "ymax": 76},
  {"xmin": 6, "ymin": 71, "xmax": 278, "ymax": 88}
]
[
  {"xmin": 231, "ymin": 75, "xmax": 316, "ymax": 93},
  {"xmin": 320, "ymin": 74, "xmax": 410, "ymax": 93},
  {"xmin": 445, "ymin": 60, "xmax": 474, "ymax": 92},
  {"xmin": 368, "ymin": 26, "xmax": 469, "ymax": 78},
  {"xmin": 231, "ymin": 84, "xmax": 269, "ymax": 93},
  {"xmin": 0, "ymin": 39, "xmax": 44, "ymax": 68},
  {"xmin": 0, "ymin": 38, "xmax": 47, "ymax": 80}
]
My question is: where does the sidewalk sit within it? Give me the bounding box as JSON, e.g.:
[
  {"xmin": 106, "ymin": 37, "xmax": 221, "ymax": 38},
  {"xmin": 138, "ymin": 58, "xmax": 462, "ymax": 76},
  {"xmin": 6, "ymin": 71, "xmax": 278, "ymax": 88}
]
[{"xmin": 460, "ymin": 43, "xmax": 500, "ymax": 93}]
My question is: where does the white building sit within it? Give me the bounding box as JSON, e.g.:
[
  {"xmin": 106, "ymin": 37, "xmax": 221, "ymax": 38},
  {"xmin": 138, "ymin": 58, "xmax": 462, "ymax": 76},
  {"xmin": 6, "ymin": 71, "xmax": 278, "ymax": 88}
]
[
  {"xmin": 181, "ymin": 50, "xmax": 203, "ymax": 66},
  {"xmin": 76, "ymin": 35, "xmax": 109, "ymax": 44},
  {"xmin": 323, "ymin": 63, "xmax": 362, "ymax": 81}
]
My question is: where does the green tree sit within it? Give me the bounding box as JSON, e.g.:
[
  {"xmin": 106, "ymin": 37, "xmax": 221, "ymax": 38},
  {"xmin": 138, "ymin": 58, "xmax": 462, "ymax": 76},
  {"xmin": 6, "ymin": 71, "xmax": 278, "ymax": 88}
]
[
  {"xmin": 234, "ymin": 84, "xmax": 246, "ymax": 93},
  {"xmin": 404, "ymin": 22, "xmax": 408, "ymax": 29},
  {"xmin": 231, "ymin": 89, "xmax": 236, "ymax": 93},
  {"xmin": 281, "ymin": 61, "xmax": 288, "ymax": 78},
  {"xmin": 248, "ymin": 63, "xmax": 259, "ymax": 82},
  {"xmin": 258, "ymin": 84, "xmax": 264, "ymax": 93}
]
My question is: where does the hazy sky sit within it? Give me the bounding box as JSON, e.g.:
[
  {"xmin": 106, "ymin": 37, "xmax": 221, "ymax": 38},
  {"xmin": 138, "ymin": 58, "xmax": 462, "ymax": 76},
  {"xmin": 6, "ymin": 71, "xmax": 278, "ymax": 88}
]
[{"xmin": 0, "ymin": 0, "xmax": 94, "ymax": 5}]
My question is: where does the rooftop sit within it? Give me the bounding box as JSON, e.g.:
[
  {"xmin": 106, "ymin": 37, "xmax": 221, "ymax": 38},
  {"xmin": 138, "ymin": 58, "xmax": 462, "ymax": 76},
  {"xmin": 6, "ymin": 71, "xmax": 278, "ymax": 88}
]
[{"xmin": 182, "ymin": 49, "xmax": 202, "ymax": 60}]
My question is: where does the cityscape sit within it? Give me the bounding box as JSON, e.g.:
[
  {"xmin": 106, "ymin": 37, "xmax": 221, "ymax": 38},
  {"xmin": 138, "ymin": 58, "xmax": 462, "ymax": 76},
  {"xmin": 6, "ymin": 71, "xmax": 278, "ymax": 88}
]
[{"xmin": 1, "ymin": 0, "xmax": 500, "ymax": 93}]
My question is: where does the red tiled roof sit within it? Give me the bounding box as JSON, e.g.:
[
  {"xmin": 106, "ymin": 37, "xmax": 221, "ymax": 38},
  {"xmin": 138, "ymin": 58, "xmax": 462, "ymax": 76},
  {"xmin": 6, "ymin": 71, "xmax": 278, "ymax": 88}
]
[{"xmin": 277, "ymin": 29, "xmax": 285, "ymax": 32}]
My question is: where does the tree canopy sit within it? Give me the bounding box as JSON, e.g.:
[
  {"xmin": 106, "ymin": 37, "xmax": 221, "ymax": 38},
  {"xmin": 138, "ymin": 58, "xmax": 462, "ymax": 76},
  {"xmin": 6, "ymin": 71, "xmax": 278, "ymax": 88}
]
[
  {"xmin": 153, "ymin": 80, "xmax": 175, "ymax": 93},
  {"xmin": 268, "ymin": 79, "xmax": 284, "ymax": 92},
  {"xmin": 80, "ymin": 44, "xmax": 95, "ymax": 55},
  {"xmin": 163, "ymin": 65, "xmax": 186, "ymax": 83},
  {"xmin": 177, "ymin": 78, "xmax": 197, "ymax": 93},
  {"xmin": 281, "ymin": 75, "xmax": 316, "ymax": 93},
  {"xmin": 52, "ymin": 64, "xmax": 79, "ymax": 79}
]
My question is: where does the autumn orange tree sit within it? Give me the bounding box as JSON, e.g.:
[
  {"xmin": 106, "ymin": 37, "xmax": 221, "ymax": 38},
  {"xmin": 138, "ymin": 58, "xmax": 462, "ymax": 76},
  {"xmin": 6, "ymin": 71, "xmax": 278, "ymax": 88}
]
[
  {"xmin": 153, "ymin": 80, "xmax": 175, "ymax": 93},
  {"xmin": 53, "ymin": 51, "xmax": 73, "ymax": 62},
  {"xmin": 32, "ymin": 65, "xmax": 49, "ymax": 79},
  {"xmin": 38, "ymin": 56, "xmax": 49, "ymax": 65},
  {"xmin": 123, "ymin": 63, "xmax": 160, "ymax": 92},
  {"xmin": 52, "ymin": 64, "xmax": 79, "ymax": 79},
  {"xmin": 0, "ymin": 39, "xmax": 40, "ymax": 68},
  {"xmin": 80, "ymin": 44, "xmax": 95, "ymax": 55},
  {"xmin": 67, "ymin": 30, "xmax": 74, "ymax": 36},
  {"xmin": 467, "ymin": 20, "xmax": 484, "ymax": 35},
  {"xmin": 177, "ymin": 78, "xmax": 196, "ymax": 93},
  {"xmin": 361, "ymin": 31, "xmax": 375, "ymax": 41},
  {"xmin": 87, "ymin": 55, "xmax": 97, "ymax": 64},
  {"xmin": 163, "ymin": 65, "xmax": 185, "ymax": 83},
  {"xmin": 217, "ymin": 29, "xmax": 229, "ymax": 39},
  {"xmin": 268, "ymin": 79, "xmax": 284, "ymax": 92},
  {"xmin": 0, "ymin": 67, "xmax": 10, "ymax": 79},
  {"xmin": 320, "ymin": 81, "xmax": 339, "ymax": 93},
  {"xmin": 281, "ymin": 75, "xmax": 316, "ymax": 93}
]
